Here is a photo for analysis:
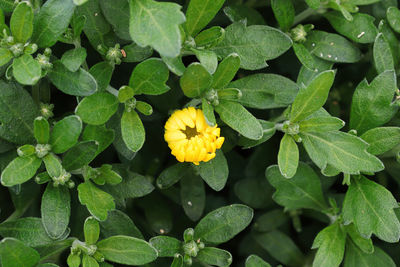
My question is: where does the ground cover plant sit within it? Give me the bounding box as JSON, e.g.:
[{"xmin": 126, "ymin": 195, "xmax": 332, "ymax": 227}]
[{"xmin": 0, "ymin": 0, "xmax": 400, "ymax": 266}]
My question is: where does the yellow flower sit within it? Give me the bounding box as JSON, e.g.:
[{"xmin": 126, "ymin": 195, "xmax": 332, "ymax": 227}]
[{"xmin": 164, "ymin": 107, "xmax": 224, "ymax": 165}]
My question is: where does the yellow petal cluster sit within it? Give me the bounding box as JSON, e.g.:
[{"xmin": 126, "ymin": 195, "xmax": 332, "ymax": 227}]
[{"xmin": 164, "ymin": 107, "xmax": 224, "ymax": 165}]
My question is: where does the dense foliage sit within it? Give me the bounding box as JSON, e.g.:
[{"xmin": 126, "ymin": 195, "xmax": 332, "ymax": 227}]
[{"xmin": 0, "ymin": 0, "xmax": 400, "ymax": 266}]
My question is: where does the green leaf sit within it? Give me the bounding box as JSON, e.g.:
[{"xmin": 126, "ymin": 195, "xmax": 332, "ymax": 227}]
[
  {"xmin": 185, "ymin": 0, "xmax": 225, "ymax": 36},
  {"xmin": 180, "ymin": 63, "xmax": 212, "ymax": 98},
  {"xmin": 311, "ymin": 221, "xmax": 346, "ymax": 267},
  {"xmin": 99, "ymin": 0, "xmax": 130, "ymax": 40},
  {"xmin": 84, "ymin": 217, "xmax": 100, "ymax": 245},
  {"xmin": 149, "ymin": 236, "xmax": 182, "ymax": 257},
  {"xmin": 195, "ymin": 150, "xmax": 228, "ymax": 191},
  {"xmin": 350, "ymin": 70, "xmax": 397, "ymax": 134},
  {"xmin": 82, "ymin": 125, "xmax": 115, "ymax": 156},
  {"xmin": 266, "ymin": 163, "xmax": 328, "ymax": 211},
  {"xmin": 245, "ymin": 255, "xmax": 271, "ymax": 267},
  {"xmin": 89, "ymin": 61, "xmax": 113, "ymax": 92},
  {"xmin": 156, "ymin": 163, "xmax": 192, "ymax": 189},
  {"xmin": 305, "ymin": 0, "xmax": 320, "ymax": 9},
  {"xmin": 12, "ymin": 54, "xmax": 41, "ymax": 85},
  {"xmin": 271, "ymin": 0, "xmax": 295, "ymax": 32},
  {"xmin": 82, "ymin": 255, "xmax": 99, "ymax": 267},
  {"xmin": 0, "ymin": 217, "xmax": 54, "ymax": 247},
  {"xmin": 122, "ymin": 43, "xmax": 153, "ymax": 63},
  {"xmin": 100, "ymin": 210, "xmax": 143, "ymax": 239},
  {"xmin": 48, "ymin": 61, "xmax": 97, "ymax": 96},
  {"xmin": 361, "ymin": 127, "xmax": 400, "ymax": 155},
  {"xmin": 61, "ymin": 47, "xmax": 87, "ymax": 72},
  {"xmin": 0, "ymin": 48, "xmax": 13, "ymax": 67},
  {"xmin": 202, "ymin": 98, "xmax": 216, "ymax": 126},
  {"xmin": 32, "ymin": 0, "xmax": 75, "ymax": 48},
  {"xmin": 91, "ymin": 164, "xmax": 122, "ymax": 185},
  {"xmin": 212, "ymin": 53, "xmax": 240, "ymax": 89},
  {"xmin": 0, "ymin": 238, "xmax": 40, "ymax": 267},
  {"xmin": 373, "ymin": 33, "xmax": 394, "ymax": 74},
  {"xmin": 223, "ymin": 5, "xmax": 266, "ymax": 26},
  {"xmin": 378, "ymin": 20, "xmax": 400, "ymax": 67},
  {"xmin": 34, "ymin": 117, "xmax": 50, "ymax": 144},
  {"xmin": 197, "ymin": 247, "xmax": 232, "ymax": 267},
  {"xmin": 387, "ymin": 7, "xmax": 400, "ymax": 33},
  {"xmin": 345, "ymin": 224, "xmax": 374, "ymax": 254},
  {"xmin": 49, "ymin": 115, "xmax": 82, "ymax": 154},
  {"xmin": 0, "ymin": 0, "xmax": 13, "ymax": 12},
  {"xmin": 42, "ymin": 153, "xmax": 62, "ymax": 178},
  {"xmin": 325, "ymin": 12, "xmax": 378, "ymax": 43},
  {"xmin": 214, "ymin": 100, "xmax": 262, "ymax": 140},
  {"xmin": 129, "ymin": 58, "xmax": 170, "ymax": 95},
  {"xmin": 0, "ymin": 81, "xmax": 39, "ymax": 144},
  {"xmin": 171, "ymin": 255, "xmax": 183, "ymax": 267},
  {"xmin": 180, "ymin": 171, "xmax": 205, "ymax": 221},
  {"xmin": 121, "ymin": 109, "xmax": 145, "ymax": 152},
  {"xmin": 76, "ymin": 92, "xmax": 119, "ymax": 125},
  {"xmin": 254, "ymin": 230, "xmax": 305, "ymax": 267},
  {"xmin": 299, "ymin": 116, "xmax": 345, "ymax": 132},
  {"xmin": 194, "ymin": 26, "xmax": 225, "ymax": 48},
  {"xmin": 229, "ymin": 73, "xmax": 299, "ymax": 109},
  {"xmin": 194, "ymin": 204, "xmax": 253, "ymax": 244},
  {"xmin": 78, "ymin": 180, "xmax": 115, "ymax": 221},
  {"xmin": 300, "ymin": 131, "xmax": 384, "ymax": 174},
  {"xmin": 234, "ymin": 177, "xmax": 274, "ymax": 209},
  {"xmin": 290, "ymin": 70, "xmax": 335, "ymax": 122},
  {"xmin": 253, "ymin": 209, "xmax": 289, "ymax": 232},
  {"xmin": 192, "ymin": 49, "xmax": 218, "ymax": 74},
  {"xmin": 62, "ymin": 141, "xmax": 98, "ymax": 171},
  {"xmin": 97, "ymin": 236, "xmax": 158, "ymax": 265},
  {"xmin": 76, "ymin": 0, "xmax": 110, "ymax": 49},
  {"xmin": 304, "ymin": 30, "xmax": 362, "ymax": 63},
  {"xmin": 1, "ymin": 155, "xmax": 41, "ymax": 186},
  {"xmin": 278, "ymin": 134, "xmax": 299, "ymax": 179},
  {"xmin": 213, "ymin": 22, "xmax": 292, "ymax": 70},
  {"xmin": 342, "ymin": 176, "xmax": 400, "ymax": 243},
  {"xmin": 293, "ymin": 43, "xmax": 318, "ymax": 70},
  {"xmin": 344, "ymin": 242, "xmax": 396, "ymax": 267},
  {"xmin": 10, "ymin": 2, "xmax": 34, "ymax": 43},
  {"xmin": 41, "ymin": 183, "xmax": 70, "ymax": 239},
  {"xmin": 129, "ymin": 0, "xmax": 185, "ymax": 58}
]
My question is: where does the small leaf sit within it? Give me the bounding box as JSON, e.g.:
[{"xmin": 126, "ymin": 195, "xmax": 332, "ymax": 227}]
[
  {"xmin": 156, "ymin": 163, "xmax": 192, "ymax": 189},
  {"xmin": 278, "ymin": 134, "xmax": 299, "ymax": 178},
  {"xmin": 192, "ymin": 49, "xmax": 218, "ymax": 74},
  {"xmin": 387, "ymin": 7, "xmax": 400, "ymax": 33},
  {"xmin": 149, "ymin": 236, "xmax": 182, "ymax": 257},
  {"xmin": 78, "ymin": 180, "xmax": 115, "ymax": 221},
  {"xmin": 195, "ymin": 26, "xmax": 225, "ymax": 48},
  {"xmin": 350, "ymin": 70, "xmax": 397, "ymax": 134},
  {"xmin": 121, "ymin": 109, "xmax": 145, "ymax": 152},
  {"xmin": 325, "ymin": 12, "xmax": 378, "ymax": 43},
  {"xmin": 122, "ymin": 43, "xmax": 153, "ymax": 63},
  {"xmin": 49, "ymin": 115, "xmax": 82, "ymax": 154},
  {"xmin": 311, "ymin": 222, "xmax": 346, "ymax": 267},
  {"xmin": 76, "ymin": 92, "xmax": 119, "ymax": 125},
  {"xmin": 100, "ymin": 210, "xmax": 143, "ymax": 239},
  {"xmin": 0, "ymin": 238, "xmax": 40, "ymax": 267},
  {"xmin": 194, "ymin": 204, "xmax": 253, "ymax": 244},
  {"xmin": 197, "ymin": 247, "xmax": 232, "ymax": 267},
  {"xmin": 266, "ymin": 163, "xmax": 328, "ymax": 211},
  {"xmin": 61, "ymin": 47, "xmax": 87, "ymax": 72},
  {"xmin": 344, "ymin": 242, "xmax": 396, "ymax": 267},
  {"xmin": 99, "ymin": 0, "xmax": 130, "ymax": 40},
  {"xmin": 34, "ymin": 116, "xmax": 50, "ymax": 144},
  {"xmin": 12, "ymin": 54, "xmax": 41, "ymax": 85},
  {"xmin": 180, "ymin": 63, "xmax": 212, "ymax": 98},
  {"xmin": 214, "ymin": 100, "xmax": 262, "ymax": 140},
  {"xmin": 41, "ymin": 183, "xmax": 71, "ymax": 239},
  {"xmin": 195, "ymin": 150, "xmax": 228, "ymax": 191},
  {"xmin": 180, "ymin": 171, "xmax": 205, "ymax": 221},
  {"xmin": 290, "ymin": 70, "xmax": 335, "ymax": 122},
  {"xmin": 345, "ymin": 224, "xmax": 374, "ymax": 254},
  {"xmin": 213, "ymin": 22, "xmax": 292, "ymax": 70},
  {"xmin": 373, "ymin": 33, "xmax": 394, "ymax": 74},
  {"xmin": 253, "ymin": 209, "xmax": 289, "ymax": 232},
  {"xmin": 129, "ymin": 0, "xmax": 185, "ymax": 58},
  {"xmin": 299, "ymin": 116, "xmax": 345, "ymax": 132},
  {"xmin": 246, "ymin": 255, "xmax": 271, "ymax": 267},
  {"xmin": 201, "ymin": 99, "xmax": 216, "ymax": 126},
  {"xmin": 342, "ymin": 176, "xmax": 400, "ymax": 243},
  {"xmin": 84, "ymin": 217, "xmax": 100, "ymax": 245},
  {"xmin": 48, "ymin": 61, "xmax": 97, "ymax": 96},
  {"xmin": 271, "ymin": 0, "xmax": 295, "ymax": 32},
  {"xmin": 185, "ymin": 0, "xmax": 225, "ymax": 36},
  {"xmin": 32, "ymin": 0, "xmax": 75, "ymax": 48},
  {"xmin": 82, "ymin": 255, "xmax": 99, "ymax": 267},
  {"xmin": 89, "ymin": 61, "xmax": 114, "ymax": 92},
  {"xmin": 62, "ymin": 141, "xmax": 98, "ymax": 171},
  {"xmin": 212, "ymin": 53, "xmax": 240, "ymax": 89},
  {"xmin": 361, "ymin": 127, "xmax": 400, "ymax": 155},
  {"xmin": 1, "ymin": 155, "xmax": 41, "ymax": 187},
  {"xmin": 129, "ymin": 58, "xmax": 170, "ymax": 95},
  {"xmin": 82, "ymin": 125, "xmax": 115, "ymax": 156},
  {"xmin": 0, "ymin": 48, "xmax": 13, "ymax": 67},
  {"xmin": 10, "ymin": 2, "xmax": 34, "ymax": 43},
  {"xmin": 97, "ymin": 236, "xmax": 158, "ymax": 265}
]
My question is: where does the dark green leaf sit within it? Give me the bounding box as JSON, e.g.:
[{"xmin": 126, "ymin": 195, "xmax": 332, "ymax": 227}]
[
  {"xmin": 49, "ymin": 115, "xmax": 82, "ymax": 154},
  {"xmin": 121, "ymin": 109, "xmax": 145, "ymax": 152},
  {"xmin": 387, "ymin": 6, "xmax": 400, "ymax": 33},
  {"xmin": 345, "ymin": 223, "xmax": 374, "ymax": 254},
  {"xmin": 89, "ymin": 61, "xmax": 113, "ymax": 92},
  {"xmin": 157, "ymin": 163, "xmax": 192, "ymax": 189},
  {"xmin": 76, "ymin": 92, "xmax": 119, "ymax": 125},
  {"xmin": 0, "ymin": 238, "xmax": 40, "ymax": 267},
  {"xmin": 361, "ymin": 127, "xmax": 400, "ymax": 155},
  {"xmin": 344, "ymin": 241, "xmax": 396, "ymax": 267},
  {"xmin": 99, "ymin": 0, "xmax": 130, "ymax": 40},
  {"xmin": 149, "ymin": 236, "xmax": 182, "ymax": 257},
  {"xmin": 61, "ymin": 47, "xmax": 87, "ymax": 72},
  {"xmin": 271, "ymin": 0, "xmax": 294, "ymax": 32},
  {"xmin": 212, "ymin": 53, "xmax": 240, "ymax": 89},
  {"xmin": 180, "ymin": 63, "xmax": 212, "ymax": 98},
  {"xmin": 195, "ymin": 150, "xmax": 228, "ymax": 191},
  {"xmin": 62, "ymin": 141, "xmax": 98, "ymax": 171},
  {"xmin": 82, "ymin": 125, "xmax": 115, "ymax": 156},
  {"xmin": 180, "ymin": 172, "xmax": 205, "ymax": 221},
  {"xmin": 373, "ymin": 33, "xmax": 394, "ymax": 74},
  {"xmin": 245, "ymin": 255, "xmax": 271, "ymax": 267},
  {"xmin": 100, "ymin": 210, "xmax": 143, "ymax": 239},
  {"xmin": 197, "ymin": 247, "xmax": 232, "ymax": 266},
  {"xmin": 122, "ymin": 43, "xmax": 153, "ymax": 63},
  {"xmin": 278, "ymin": 134, "xmax": 299, "ymax": 178},
  {"xmin": 0, "ymin": 48, "xmax": 13, "ymax": 67},
  {"xmin": 185, "ymin": 0, "xmax": 225, "ymax": 36},
  {"xmin": 223, "ymin": 5, "xmax": 266, "ymax": 26}
]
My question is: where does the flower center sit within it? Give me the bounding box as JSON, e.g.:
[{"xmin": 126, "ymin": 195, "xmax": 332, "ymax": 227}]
[{"xmin": 182, "ymin": 126, "xmax": 199, "ymax": 139}]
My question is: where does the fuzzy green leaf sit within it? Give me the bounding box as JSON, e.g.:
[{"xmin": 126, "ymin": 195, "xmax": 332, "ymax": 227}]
[
  {"xmin": 12, "ymin": 54, "xmax": 41, "ymax": 85},
  {"xmin": 62, "ymin": 141, "xmax": 98, "ymax": 171},
  {"xmin": 278, "ymin": 134, "xmax": 299, "ymax": 178},
  {"xmin": 121, "ymin": 109, "xmax": 145, "ymax": 152},
  {"xmin": 246, "ymin": 255, "xmax": 271, "ymax": 267},
  {"xmin": 61, "ymin": 47, "xmax": 87, "ymax": 72},
  {"xmin": 373, "ymin": 33, "xmax": 394, "ymax": 74},
  {"xmin": 84, "ymin": 217, "xmax": 100, "ymax": 245},
  {"xmin": 344, "ymin": 242, "xmax": 396, "ymax": 267},
  {"xmin": 76, "ymin": 92, "xmax": 119, "ymax": 125},
  {"xmin": 149, "ymin": 236, "xmax": 182, "ymax": 257},
  {"xmin": 49, "ymin": 115, "xmax": 82, "ymax": 154},
  {"xmin": 180, "ymin": 171, "xmax": 205, "ymax": 221},
  {"xmin": 1, "ymin": 155, "xmax": 41, "ymax": 187},
  {"xmin": 10, "ymin": 2, "xmax": 34, "ymax": 43},
  {"xmin": 180, "ymin": 63, "xmax": 212, "ymax": 98},
  {"xmin": 197, "ymin": 247, "xmax": 232, "ymax": 267},
  {"xmin": 0, "ymin": 238, "xmax": 40, "ymax": 267},
  {"xmin": 195, "ymin": 150, "xmax": 228, "ymax": 191},
  {"xmin": 271, "ymin": 0, "xmax": 295, "ymax": 32}
]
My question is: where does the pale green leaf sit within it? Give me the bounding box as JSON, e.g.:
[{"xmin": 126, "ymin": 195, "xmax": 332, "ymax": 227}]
[{"xmin": 278, "ymin": 134, "xmax": 299, "ymax": 178}]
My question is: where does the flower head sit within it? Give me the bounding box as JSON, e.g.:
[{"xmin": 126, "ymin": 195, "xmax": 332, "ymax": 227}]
[{"xmin": 164, "ymin": 107, "xmax": 224, "ymax": 165}]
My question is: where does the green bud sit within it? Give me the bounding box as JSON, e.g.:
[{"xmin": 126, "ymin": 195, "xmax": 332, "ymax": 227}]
[
  {"xmin": 183, "ymin": 228, "xmax": 194, "ymax": 242},
  {"xmin": 136, "ymin": 101, "xmax": 153, "ymax": 116},
  {"xmin": 35, "ymin": 172, "xmax": 52, "ymax": 184},
  {"xmin": 24, "ymin": 43, "xmax": 38, "ymax": 55},
  {"xmin": 125, "ymin": 97, "xmax": 137, "ymax": 112},
  {"xmin": 35, "ymin": 143, "xmax": 51, "ymax": 158},
  {"xmin": 282, "ymin": 121, "xmax": 299, "ymax": 136},
  {"xmin": 92, "ymin": 251, "xmax": 105, "ymax": 262},
  {"xmin": 106, "ymin": 44, "xmax": 122, "ymax": 65},
  {"xmin": 17, "ymin": 144, "xmax": 36, "ymax": 157},
  {"xmin": 67, "ymin": 253, "xmax": 81, "ymax": 267},
  {"xmin": 205, "ymin": 89, "xmax": 219, "ymax": 106},
  {"xmin": 290, "ymin": 24, "xmax": 313, "ymax": 43},
  {"xmin": 118, "ymin": 85, "xmax": 134, "ymax": 103},
  {"xmin": 44, "ymin": 48, "xmax": 52, "ymax": 56},
  {"xmin": 9, "ymin": 43, "xmax": 24, "ymax": 57},
  {"xmin": 39, "ymin": 103, "xmax": 54, "ymax": 119},
  {"xmin": 183, "ymin": 240, "xmax": 199, "ymax": 257},
  {"xmin": 36, "ymin": 53, "xmax": 52, "ymax": 70},
  {"xmin": 183, "ymin": 254, "xmax": 192, "ymax": 266},
  {"xmin": 52, "ymin": 169, "xmax": 72, "ymax": 186}
]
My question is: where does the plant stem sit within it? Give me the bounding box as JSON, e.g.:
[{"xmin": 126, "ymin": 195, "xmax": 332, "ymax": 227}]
[
  {"xmin": 293, "ymin": 8, "xmax": 315, "ymax": 25},
  {"xmin": 106, "ymin": 85, "xmax": 119, "ymax": 97}
]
